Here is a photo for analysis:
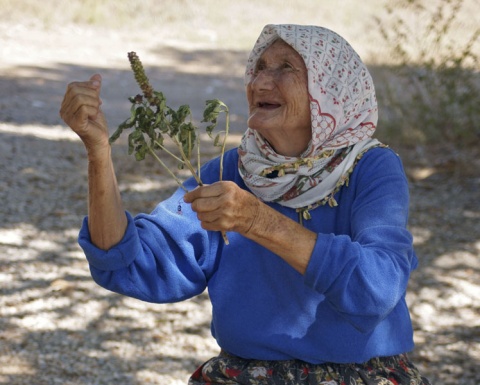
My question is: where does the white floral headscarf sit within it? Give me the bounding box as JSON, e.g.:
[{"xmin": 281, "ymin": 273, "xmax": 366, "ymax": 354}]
[{"xmin": 238, "ymin": 24, "xmax": 382, "ymax": 214}]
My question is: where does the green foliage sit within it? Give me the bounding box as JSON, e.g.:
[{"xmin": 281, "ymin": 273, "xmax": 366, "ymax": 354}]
[
  {"xmin": 109, "ymin": 51, "xmax": 230, "ymax": 190},
  {"xmin": 376, "ymin": 0, "xmax": 480, "ymax": 146}
]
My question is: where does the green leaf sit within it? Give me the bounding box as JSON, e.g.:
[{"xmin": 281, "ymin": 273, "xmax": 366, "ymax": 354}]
[
  {"xmin": 154, "ymin": 111, "xmax": 163, "ymax": 127},
  {"xmin": 135, "ymin": 105, "xmax": 145, "ymax": 120},
  {"xmin": 145, "ymin": 106, "xmax": 155, "ymax": 118},
  {"xmin": 109, "ymin": 122, "xmax": 127, "ymax": 144},
  {"xmin": 128, "ymin": 130, "xmax": 144, "ymax": 156},
  {"xmin": 129, "ymin": 102, "xmax": 140, "ymax": 121},
  {"xmin": 152, "ymin": 134, "xmax": 164, "ymax": 150},
  {"xmin": 135, "ymin": 144, "xmax": 147, "ymax": 161},
  {"xmin": 181, "ymin": 121, "xmax": 195, "ymax": 131},
  {"xmin": 158, "ymin": 120, "xmax": 169, "ymax": 133},
  {"xmin": 153, "ymin": 91, "xmax": 167, "ymax": 109},
  {"xmin": 127, "ymin": 136, "xmax": 134, "ymax": 155},
  {"xmin": 205, "ymin": 123, "xmax": 217, "ymax": 137},
  {"xmin": 202, "ymin": 100, "xmax": 222, "ymax": 122},
  {"xmin": 169, "ymin": 121, "xmax": 179, "ymax": 137},
  {"xmin": 177, "ymin": 123, "xmax": 196, "ymax": 158},
  {"xmin": 203, "ymin": 99, "xmax": 228, "ymax": 122},
  {"xmin": 147, "ymin": 125, "xmax": 156, "ymax": 142},
  {"xmin": 176, "ymin": 105, "xmax": 191, "ymax": 123}
]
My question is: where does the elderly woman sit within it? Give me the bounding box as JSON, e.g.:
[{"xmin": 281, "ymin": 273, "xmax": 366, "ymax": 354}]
[{"xmin": 60, "ymin": 24, "xmax": 430, "ymax": 384}]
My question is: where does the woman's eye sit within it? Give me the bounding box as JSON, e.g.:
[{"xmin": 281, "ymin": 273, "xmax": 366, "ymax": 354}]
[
  {"xmin": 252, "ymin": 61, "xmax": 296, "ymax": 77},
  {"xmin": 253, "ymin": 64, "xmax": 265, "ymax": 74}
]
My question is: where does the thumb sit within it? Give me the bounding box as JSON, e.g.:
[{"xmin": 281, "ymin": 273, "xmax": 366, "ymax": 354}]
[
  {"xmin": 90, "ymin": 73, "xmax": 102, "ymax": 83},
  {"xmin": 89, "ymin": 74, "xmax": 102, "ymax": 94},
  {"xmin": 89, "ymin": 74, "xmax": 103, "ymax": 110},
  {"xmin": 87, "ymin": 74, "xmax": 106, "ymax": 124}
]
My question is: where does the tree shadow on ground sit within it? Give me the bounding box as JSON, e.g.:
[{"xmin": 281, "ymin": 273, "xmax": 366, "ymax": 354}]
[
  {"xmin": 0, "ymin": 51, "xmax": 249, "ymax": 132},
  {"xmin": 0, "ymin": 48, "xmax": 479, "ymax": 384}
]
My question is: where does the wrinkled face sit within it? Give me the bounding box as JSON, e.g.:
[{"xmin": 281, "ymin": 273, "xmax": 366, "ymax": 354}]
[{"xmin": 246, "ymin": 39, "xmax": 311, "ymax": 157}]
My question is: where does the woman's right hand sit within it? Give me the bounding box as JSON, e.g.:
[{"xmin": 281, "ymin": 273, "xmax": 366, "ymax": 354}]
[
  {"xmin": 60, "ymin": 74, "xmax": 127, "ymax": 250},
  {"xmin": 60, "ymin": 74, "xmax": 109, "ymax": 157}
]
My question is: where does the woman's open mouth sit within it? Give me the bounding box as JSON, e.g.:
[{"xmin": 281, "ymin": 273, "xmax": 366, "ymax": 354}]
[{"xmin": 258, "ymin": 102, "xmax": 281, "ymax": 110}]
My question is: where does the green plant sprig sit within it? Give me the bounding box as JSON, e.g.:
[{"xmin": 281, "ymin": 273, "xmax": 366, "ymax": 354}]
[{"xmin": 109, "ymin": 51, "xmax": 230, "ymax": 243}]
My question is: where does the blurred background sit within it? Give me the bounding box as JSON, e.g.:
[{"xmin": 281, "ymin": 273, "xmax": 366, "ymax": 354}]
[{"xmin": 0, "ymin": 1, "xmax": 479, "ymax": 384}]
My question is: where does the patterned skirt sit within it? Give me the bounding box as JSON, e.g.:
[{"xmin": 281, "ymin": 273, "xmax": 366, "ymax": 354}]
[{"xmin": 188, "ymin": 350, "xmax": 431, "ymax": 385}]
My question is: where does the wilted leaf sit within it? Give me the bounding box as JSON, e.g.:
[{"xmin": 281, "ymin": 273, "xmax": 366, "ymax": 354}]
[
  {"xmin": 202, "ymin": 99, "xmax": 223, "ymax": 123},
  {"xmin": 135, "ymin": 143, "xmax": 148, "ymax": 161},
  {"xmin": 205, "ymin": 123, "xmax": 217, "ymax": 137},
  {"xmin": 109, "ymin": 123, "xmax": 127, "ymax": 144},
  {"xmin": 176, "ymin": 105, "xmax": 191, "ymax": 122}
]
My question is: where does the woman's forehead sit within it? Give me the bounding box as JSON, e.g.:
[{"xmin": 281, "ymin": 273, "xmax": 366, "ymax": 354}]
[{"xmin": 257, "ymin": 39, "xmax": 304, "ymax": 63}]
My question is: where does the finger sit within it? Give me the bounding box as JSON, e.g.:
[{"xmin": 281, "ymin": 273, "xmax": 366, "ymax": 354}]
[
  {"xmin": 65, "ymin": 77, "xmax": 102, "ymax": 99},
  {"xmin": 72, "ymin": 104, "xmax": 102, "ymax": 132},
  {"xmin": 61, "ymin": 89, "xmax": 101, "ymax": 114},
  {"xmin": 60, "ymin": 92, "xmax": 101, "ymax": 128},
  {"xmin": 60, "ymin": 74, "xmax": 102, "ymax": 111},
  {"xmin": 196, "ymin": 211, "xmax": 221, "ymax": 225},
  {"xmin": 87, "ymin": 74, "xmax": 103, "ymax": 101},
  {"xmin": 90, "ymin": 73, "xmax": 102, "ymax": 86},
  {"xmin": 189, "ymin": 196, "xmax": 221, "ymax": 215},
  {"xmin": 184, "ymin": 184, "xmax": 216, "ymax": 203},
  {"xmin": 196, "ymin": 212, "xmax": 229, "ymax": 232},
  {"xmin": 60, "ymin": 78, "xmax": 103, "ymax": 116},
  {"xmin": 60, "ymin": 84, "xmax": 99, "ymax": 117}
]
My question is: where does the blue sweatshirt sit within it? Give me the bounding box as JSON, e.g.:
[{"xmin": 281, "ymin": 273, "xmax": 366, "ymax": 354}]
[{"xmin": 79, "ymin": 146, "xmax": 417, "ymax": 364}]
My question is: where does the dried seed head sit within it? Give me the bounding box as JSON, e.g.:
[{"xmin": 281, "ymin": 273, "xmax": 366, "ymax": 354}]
[{"xmin": 128, "ymin": 51, "xmax": 155, "ymax": 102}]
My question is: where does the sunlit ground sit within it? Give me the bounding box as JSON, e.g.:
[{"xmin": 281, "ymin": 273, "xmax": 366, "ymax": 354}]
[{"xmin": 0, "ymin": 1, "xmax": 479, "ymax": 383}]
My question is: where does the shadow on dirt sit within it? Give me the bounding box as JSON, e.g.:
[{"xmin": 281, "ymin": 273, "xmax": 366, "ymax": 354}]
[
  {"xmin": 0, "ymin": 47, "xmax": 479, "ymax": 384},
  {"xmin": 0, "ymin": 48, "xmax": 250, "ymax": 131}
]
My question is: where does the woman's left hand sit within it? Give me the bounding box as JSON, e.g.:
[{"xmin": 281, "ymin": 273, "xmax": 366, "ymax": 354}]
[
  {"xmin": 184, "ymin": 181, "xmax": 260, "ymax": 235},
  {"xmin": 184, "ymin": 181, "xmax": 317, "ymax": 275}
]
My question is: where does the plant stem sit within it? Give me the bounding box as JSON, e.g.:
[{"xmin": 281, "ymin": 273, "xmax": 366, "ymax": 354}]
[
  {"xmin": 197, "ymin": 134, "xmax": 201, "ymax": 182},
  {"xmin": 219, "ymin": 109, "xmax": 230, "ymax": 181},
  {"xmin": 147, "ymin": 147, "xmax": 188, "ymax": 192},
  {"xmin": 155, "ymin": 138, "xmax": 229, "ymax": 244},
  {"xmin": 171, "ymin": 136, "xmax": 203, "ymax": 186},
  {"xmin": 153, "ymin": 139, "xmax": 186, "ymax": 165}
]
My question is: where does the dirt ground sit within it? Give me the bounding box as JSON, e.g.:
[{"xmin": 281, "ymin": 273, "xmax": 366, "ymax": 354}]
[{"xmin": 0, "ymin": 22, "xmax": 479, "ymax": 385}]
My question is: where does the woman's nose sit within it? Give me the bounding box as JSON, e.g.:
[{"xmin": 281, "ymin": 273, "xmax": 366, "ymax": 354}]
[{"xmin": 250, "ymin": 70, "xmax": 276, "ymax": 90}]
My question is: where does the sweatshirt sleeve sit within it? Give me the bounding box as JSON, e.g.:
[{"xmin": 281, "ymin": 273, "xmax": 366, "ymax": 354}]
[
  {"xmin": 78, "ymin": 182, "xmax": 222, "ymax": 304},
  {"xmin": 77, "ymin": 150, "xmax": 238, "ymax": 304},
  {"xmin": 304, "ymin": 148, "xmax": 417, "ymax": 333}
]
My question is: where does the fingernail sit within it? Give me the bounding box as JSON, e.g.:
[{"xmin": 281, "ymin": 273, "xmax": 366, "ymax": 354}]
[{"xmin": 92, "ymin": 80, "xmax": 100, "ymax": 87}]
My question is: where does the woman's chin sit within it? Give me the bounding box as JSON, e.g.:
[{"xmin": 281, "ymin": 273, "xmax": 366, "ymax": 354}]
[{"xmin": 247, "ymin": 121, "xmax": 275, "ymax": 139}]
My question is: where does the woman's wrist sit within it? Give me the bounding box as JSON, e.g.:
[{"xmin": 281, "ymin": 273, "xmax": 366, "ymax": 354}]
[
  {"xmin": 86, "ymin": 142, "xmax": 112, "ymax": 163},
  {"xmin": 241, "ymin": 199, "xmax": 316, "ymax": 274},
  {"xmin": 243, "ymin": 196, "xmax": 262, "ymax": 235}
]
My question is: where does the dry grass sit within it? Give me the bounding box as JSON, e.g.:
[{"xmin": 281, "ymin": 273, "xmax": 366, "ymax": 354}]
[
  {"xmin": 0, "ymin": 0, "xmax": 388, "ymax": 53},
  {"xmin": 1, "ymin": 0, "xmax": 478, "ymax": 68}
]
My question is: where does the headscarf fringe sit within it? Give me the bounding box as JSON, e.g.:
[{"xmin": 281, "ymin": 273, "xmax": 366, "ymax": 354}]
[
  {"xmin": 259, "ymin": 150, "xmax": 335, "ymax": 177},
  {"xmin": 296, "ymin": 144, "xmax": 388, "ymax": 219}
]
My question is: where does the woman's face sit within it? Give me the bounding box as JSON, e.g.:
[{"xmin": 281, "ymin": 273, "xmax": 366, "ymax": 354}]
[{"xmin": 246, "ymin": 39, "xmax": 311, "ymax": 157}]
